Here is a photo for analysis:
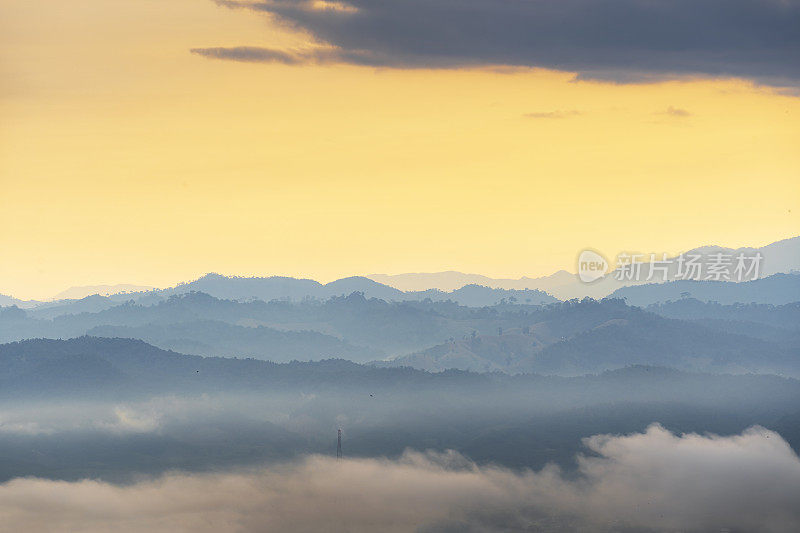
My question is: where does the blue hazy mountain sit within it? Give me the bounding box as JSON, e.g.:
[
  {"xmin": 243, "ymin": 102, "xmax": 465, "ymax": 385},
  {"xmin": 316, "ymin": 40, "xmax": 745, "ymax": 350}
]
[
  {"xmin": 163, "ymin": 274, "xmax": 557, "ymax": 306},
  {"xmin": 168, "ymin": 273, "xmax": 326, "ymax": 301},
  {"xmin": 370, "ymin": 236, "xmax": 800, "ymax": 299},
  {"xmin": 11, "ymin": 270, "xmax": 798, "ymax": 315},
  {"xmin": 53, "ymin": 284, "xmax": 155, "ymax": 300},
  {"xmin": 26, "ymin": 294, "xmax": 125, "ymax": 319},
  {"xmin": 368, "ymin": 270, "xmax": 578, "ymax": 293},
  {"xmin": 381, "ymin": 298, "xmax": 799, "ymax": 376},
  {"xmin": 646, "ymin": 298, "xmax": 800, "ymax": 327},
  {"xmin": 4, "ymin": 235, "xmax": 796, "ymax": 310},
  {"xmin": 413, "ymin": 284, "xmax": 561, "ymax": 307},
  {"xmin": 1, "ymin": 336, "xmax": 799, "ymax": 483},
  {"xmin": 1, "ymin": 291, "xmax": 549, "ymax": 356},
  {"xmin": 1, "ymin": 336, "xmax": 797, "ymax": 402},
  {"xmin": 87, "ymin": 320, "xmax": 382, "ymax": 363},
  {"xmin": 0, "ymin": 293, "xmax": 41, "ymax": 309},
  {"xmin": 2, "ymin": 293, "xmax": 798, "ymax": 375},
  {"xmin": 20, "ymin": 270, "xmax": 800, "ymax": 318},
  {"xmin": 610, "ymin": 272, "xmax": 800, "ymax": 306}
]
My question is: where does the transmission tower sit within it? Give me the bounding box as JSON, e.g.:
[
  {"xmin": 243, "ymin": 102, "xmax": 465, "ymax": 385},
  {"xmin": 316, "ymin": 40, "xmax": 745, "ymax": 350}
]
[{"xmin": 337, "ymin": 428, "xmax": 343, "ymax": 459}]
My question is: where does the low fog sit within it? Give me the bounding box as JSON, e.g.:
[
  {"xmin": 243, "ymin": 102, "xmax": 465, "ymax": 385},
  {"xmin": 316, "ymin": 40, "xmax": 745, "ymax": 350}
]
[
  {"xmin": 1, "ymin": 425, "xmax": 798, "ymax": 533},
  {"xmin": 1, "ymin": 370, "xmax": 799, "ymax": 485}
]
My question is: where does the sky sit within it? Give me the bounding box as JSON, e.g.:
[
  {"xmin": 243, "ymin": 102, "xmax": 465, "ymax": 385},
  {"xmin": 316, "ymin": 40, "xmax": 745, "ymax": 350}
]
[{"xmin": 1, "ymin": 0, "xmax": 798, "ymax": 300}]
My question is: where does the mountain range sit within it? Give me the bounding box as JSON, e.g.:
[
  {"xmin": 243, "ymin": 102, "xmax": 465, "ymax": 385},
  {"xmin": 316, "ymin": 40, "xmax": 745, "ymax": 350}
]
[
  {"xmin": 370, "ymin": 235, "xmax": 800, "ymax": 299},
  {"xmin": 2, "ymin": 291, "xmax": 797, "ymax": 376},
  {"xmin": 3, "ymin": 236, "xmax": 797, "ymax": 308},
  {"xmin": 2, "ymin": 270, "xmax": 799, "ymax": 320},
  {"xmin": 380, "ymin": 298, "xmax": 799, "ymax": 375},
  {"xmin": 2, "ymin": 336, "xmax": 799, "ymax": 480},
  {"xmin": 0, "ymin": 236, "xmax": 798, "ymax": 378}
]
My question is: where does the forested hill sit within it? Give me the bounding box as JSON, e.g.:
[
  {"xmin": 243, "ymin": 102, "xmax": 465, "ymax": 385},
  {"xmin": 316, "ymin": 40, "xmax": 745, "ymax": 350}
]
[{"xmin": 2, "ymin": 336, "xmax": 800, "ymax": 406}]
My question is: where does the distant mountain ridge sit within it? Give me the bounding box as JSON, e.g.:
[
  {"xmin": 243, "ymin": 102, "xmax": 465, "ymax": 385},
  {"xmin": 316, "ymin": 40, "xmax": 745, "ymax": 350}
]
[
  {"xmin": 611, "ymin": 272, "xmax": 800, "ymax": 306},
  {"xmin": 54, "ymin": 284, "xmax": 155, "ymax": 300},
  {"xmin": 1, "ymin": 236, "xmax": 797, "ymax": 310},
  {"xmin": 370, "ymin": 236, "xmax": 800, "ymax": 299},
  {"xmin": 163, "ymin": 274, "xmax": 559, "ymax": 306},
  {"xmin": 3, "ymin": 336, "xmax": 799, "ymax": 400},
  {"xmin": 368, "ymin": 270, "xmax": 577, "ymax": 293},
  {"xmin": 379, "ymin": 298, "xmax": 800, "ymax": 376},
  {"xmin": 87, "ymin": 320, "xmax": 382, "ymax": 363},
  {"xmin": 4, "ymin": 291, "xmax": 797, "ymax": 375},
  {"xmin": 1, "ymin": 291, "xmax": 561, "ymax": 358},
  {"xmin": 2, "ymin": 274, "xmax": 558, "ymax": 316}
]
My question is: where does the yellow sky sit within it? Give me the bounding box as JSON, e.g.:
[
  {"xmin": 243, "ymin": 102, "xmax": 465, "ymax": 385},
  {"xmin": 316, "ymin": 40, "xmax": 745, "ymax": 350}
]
[{"xmin": 1, "ymin": 0, "xmax": 798, "ymax": 299}]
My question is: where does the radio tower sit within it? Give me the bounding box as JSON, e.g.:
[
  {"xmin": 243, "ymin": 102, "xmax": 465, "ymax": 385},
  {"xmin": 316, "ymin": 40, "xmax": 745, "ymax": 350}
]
[{"xmin": 336, "ymin": 429, "xmax": 343, "ymax": 459}]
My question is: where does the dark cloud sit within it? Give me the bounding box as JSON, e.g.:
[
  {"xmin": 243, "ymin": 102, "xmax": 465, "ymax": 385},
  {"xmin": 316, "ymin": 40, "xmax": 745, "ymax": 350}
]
[
  {"xmin": 2, "ymin": 425, "xmax": 799, "ymax": 532},
  {"xmin": 190, "ymin": 46, "xmax": 381, "ymax": 66},
  {"xmin": 199, "ymin": 0, "xmax": 800, "ymax": 86},
  {"xmin": 212, "ymin": 0, "xmax": 251, "ymax": 7},
  {"xmin": 191, "ymin": 46, "xmax": 332, "ymax": 65}
]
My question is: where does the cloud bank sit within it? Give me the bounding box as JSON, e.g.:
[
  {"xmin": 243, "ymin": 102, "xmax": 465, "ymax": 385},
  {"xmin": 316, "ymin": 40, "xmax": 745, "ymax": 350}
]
[
  {"xmin": 196, "ymin": 0, "xmax": 800, "ymax": 85},
  {"xmin": 2, "ymin": 424, "xmax": 799, "ymax": 532},
  {"xmin": 0, "ymin": 396, "xmax": 226, "ymax": 436}
]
